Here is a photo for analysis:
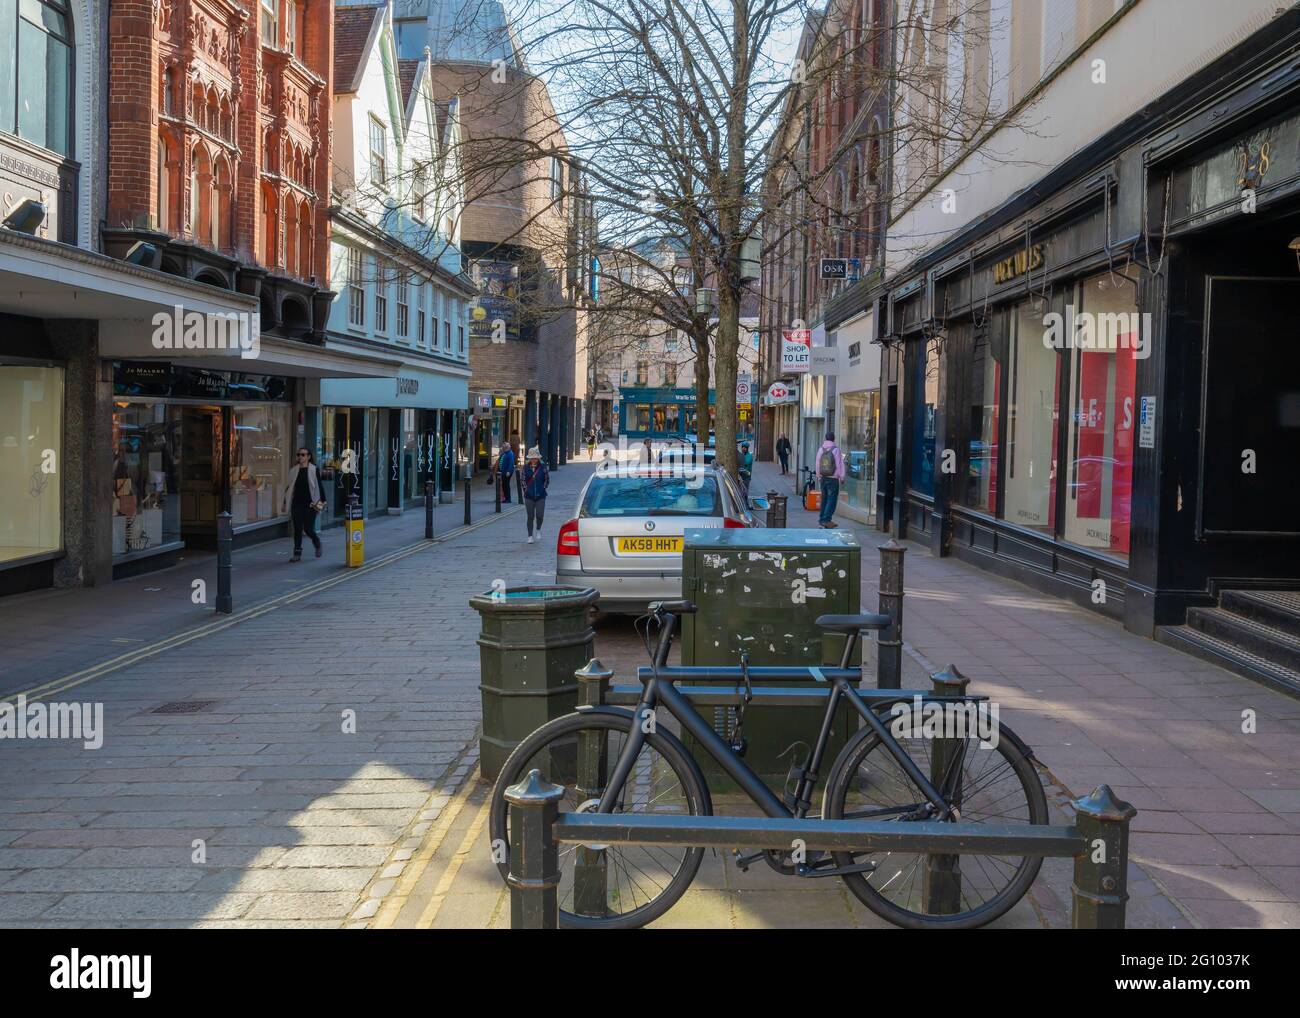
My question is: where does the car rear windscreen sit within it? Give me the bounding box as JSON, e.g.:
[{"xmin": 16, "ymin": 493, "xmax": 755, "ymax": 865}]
[{"xmin": 581, "ymin": 475, "xmax": 722, "ymax": 517}]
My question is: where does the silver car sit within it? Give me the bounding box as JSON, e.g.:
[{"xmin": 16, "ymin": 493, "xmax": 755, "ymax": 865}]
[{"xmin": 556, "ymin": 462, "xmax": 763, "ymax": 613}]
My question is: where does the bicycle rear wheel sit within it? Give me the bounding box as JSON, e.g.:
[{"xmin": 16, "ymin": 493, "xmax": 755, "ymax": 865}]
[
  {"xmin": 823, "ymin": 720, "xmax": 1048, "ymax": 929},
  {"xmin": 489, "ymin": 711, "xmax": 709, "ymax": 929}
]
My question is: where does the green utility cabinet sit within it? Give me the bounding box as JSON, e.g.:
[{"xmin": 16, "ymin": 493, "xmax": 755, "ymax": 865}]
[{"xmin": 680, "ymin": 529, "xmax": 862, "ymax": 795}]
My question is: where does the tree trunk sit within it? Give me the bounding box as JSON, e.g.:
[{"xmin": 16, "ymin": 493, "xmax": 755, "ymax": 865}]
[
  {"xmin": 693, "ymin": 329, "xmax": 710, "ymax": 448},
  {"xmin": 713, "ymin": 286, "xmax": 739, "ymax": 476}
]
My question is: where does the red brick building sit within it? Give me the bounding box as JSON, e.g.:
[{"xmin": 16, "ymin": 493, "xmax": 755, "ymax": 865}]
[{"xmin": 103, "ymin": 0, "xmax": 335, "ymax": 338}]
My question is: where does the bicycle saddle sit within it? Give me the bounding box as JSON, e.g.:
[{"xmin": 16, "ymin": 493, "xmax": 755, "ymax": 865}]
[{"xmin": 816, "ymin": 613, "xmax": 891, "ymax": 633}]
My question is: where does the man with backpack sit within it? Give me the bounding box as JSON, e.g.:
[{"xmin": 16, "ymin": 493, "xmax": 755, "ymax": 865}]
[{"xmin": 817, "ymin": 430, "xmax": 845, "ymax": 528}]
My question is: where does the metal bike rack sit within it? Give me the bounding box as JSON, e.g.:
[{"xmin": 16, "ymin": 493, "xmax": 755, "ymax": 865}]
[{"xmin": 504, "ymin": 659, "xmax": 1137, "ymax": 931}]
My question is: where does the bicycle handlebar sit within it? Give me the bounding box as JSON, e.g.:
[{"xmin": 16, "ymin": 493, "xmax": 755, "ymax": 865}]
[{"xmin": 649, "ymin": 599, "xmax": 697, "ymax": 616}]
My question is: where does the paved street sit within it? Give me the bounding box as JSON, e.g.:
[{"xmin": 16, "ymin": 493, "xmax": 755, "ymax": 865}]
[{"xmin": 0, "ymin": 453, "xmax": 1296, "ymax": 928}]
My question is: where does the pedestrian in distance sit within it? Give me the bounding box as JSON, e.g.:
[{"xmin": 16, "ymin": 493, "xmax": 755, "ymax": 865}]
[
  {"xmin": 497, "ymin": 440, "xmax": 516, "ymax": 504},
  {"xmin": 738, "ymin": 441, "xmax": 754, "ymax": 497},
  {"xmin": 776, "ymin": 433, "xmax": 791, "ymax": 475},
  {"xmin": 282, "ymin": 447, "xmax": 325, "ymax": 561},
  {"xmin": 586, "ymin": 429, "xmax": 596, "ymax": 459},
  {"xmin": 522, "ymin": 446, "xmax": 549, "ymax": 544},
  {"xmin": 639, "ymin": 437, "xmax": 653, "ymax": 463},
  {"xmin": 817, "ymin": 430, "xmax": 846, "ymax": 529}
]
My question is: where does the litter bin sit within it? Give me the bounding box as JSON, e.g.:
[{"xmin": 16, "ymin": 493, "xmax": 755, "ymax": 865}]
[
  {"xmin": 470, "ymin": 585, "xmax": 597, "ymax": 781},
  {"xmin": 764, "ymin": 491, "xmax": 788, "ymax": 528},
  {"xmin": 680, "ymin": 528, "xmax": 861, "ymax": 795}
]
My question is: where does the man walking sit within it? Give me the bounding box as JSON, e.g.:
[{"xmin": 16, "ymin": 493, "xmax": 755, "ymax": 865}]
[
  {"xmin": 498, "ymin": 439, "xmax": 516, "ymax": 503},
  {"xmin": 776, "ymin": 433, "xmax": 791, "ymax": 475},
  {"xmin": 817, "ymin": 430, "xmax": 845, "ymax": 529}
]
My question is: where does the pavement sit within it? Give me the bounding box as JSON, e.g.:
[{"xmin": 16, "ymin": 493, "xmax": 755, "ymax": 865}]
[{"xmin": 0, "ymin": 450, "xmax": 1295, "ymax": 928}]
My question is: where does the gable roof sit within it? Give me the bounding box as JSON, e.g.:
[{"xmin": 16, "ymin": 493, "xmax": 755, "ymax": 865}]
[
  {"xmin": 334, "ymin": 4, "xmax": 386, "ymax": 94},
  {"xmin": 397, "ymin": 59, "xmax": 421, "ymax": 109}
]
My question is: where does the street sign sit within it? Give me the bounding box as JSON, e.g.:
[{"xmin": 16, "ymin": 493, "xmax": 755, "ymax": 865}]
[
  {"xmin": 820, "ymin": 258, "xmax": 847, "ymax": 279},
  {"xmin": 736, "ymin": 379, "xmax": 752, "ymax": 402},
  {"xmin": 767, "ymin": 382, "xmax": 789, "ymax": 401},
  {"xmin": 781, "ymin": 328, "xmax": 812, "ymax": 373}
]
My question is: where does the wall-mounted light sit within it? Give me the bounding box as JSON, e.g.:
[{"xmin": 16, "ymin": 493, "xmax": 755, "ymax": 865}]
[
  {"xmin": 1289, "ymin": 235, "xmax": 1300, "ymax": 272},
  {"xmin": 2, "ymin": 198, "xmax": 45, "ymax": 235}
]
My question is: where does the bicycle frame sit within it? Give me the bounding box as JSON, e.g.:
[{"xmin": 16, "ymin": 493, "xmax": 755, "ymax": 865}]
[{"xmin": 596, "ymin": 613, "xmax": 954, "ymax": 822}]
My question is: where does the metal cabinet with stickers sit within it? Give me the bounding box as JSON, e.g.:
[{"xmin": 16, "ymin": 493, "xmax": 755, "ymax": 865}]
[{"xmin": 679, "ymin": 528, "xmax": 862, "ymax": 793}]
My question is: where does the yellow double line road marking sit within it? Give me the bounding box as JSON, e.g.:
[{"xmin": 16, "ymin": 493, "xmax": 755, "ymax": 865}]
[{"xmin": 4, "ymin": 505, "xmax": 523, "ymax": 707}]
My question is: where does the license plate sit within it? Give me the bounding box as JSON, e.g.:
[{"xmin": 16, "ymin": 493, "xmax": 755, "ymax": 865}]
[{"xmin": 616, "ymin": 536, "xmax": 683, "ymax": 554}]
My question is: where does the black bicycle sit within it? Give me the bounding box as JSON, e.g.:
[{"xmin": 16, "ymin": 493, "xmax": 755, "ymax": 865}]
[{"xmin": 488, "ymin": 600, "xmax": 1048, "ymax": 929}]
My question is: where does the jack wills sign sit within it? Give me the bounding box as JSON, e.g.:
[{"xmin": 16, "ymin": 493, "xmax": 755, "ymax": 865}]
[{"xmin": 992, "ymin": 244, "xmax": 1044, "ymax": 284}]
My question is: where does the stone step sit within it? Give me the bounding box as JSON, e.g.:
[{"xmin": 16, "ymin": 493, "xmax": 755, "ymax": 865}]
[{"xmin": 1155, "ymin": 624, "xmax": 1300, "ymax": 699}]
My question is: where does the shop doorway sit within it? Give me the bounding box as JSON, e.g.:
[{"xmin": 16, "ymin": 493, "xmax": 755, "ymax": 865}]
[{"xmin": 179, "ymin": 406, "xmax": 225, "ymax": 546}]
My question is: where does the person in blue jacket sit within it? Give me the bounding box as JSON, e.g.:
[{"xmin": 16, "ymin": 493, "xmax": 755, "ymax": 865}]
[
  {"xmin": 497, "ymin": 441, "xmax": 516, "ymax": 503},
  {"xmin": 522, "ymin": 446, "xmax": 549, "ymax": 544}
]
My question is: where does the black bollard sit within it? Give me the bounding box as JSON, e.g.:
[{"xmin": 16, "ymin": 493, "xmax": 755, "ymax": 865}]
[
  {"xmin": 425, "ymin": 481, "xmax": 434, "ymax": 540},
  {"xmin": 495, "ymin": 467, "xmax": 501, "ymax": 513},
  {"xmin": 1072, "ymin": 785, "xmax": 1137, "ymax": 929},
  {"xmin": 464, "ymin": 475, "xmax": 471, "ymax": 526},
  {"xmin": 505, "ymin": 769, "xmax": 564, "ymax": 929},
  {"xmin": 877, "ymin": 539, "xmax": 906, "ymax": 688},
  {"xmin": 215, "ymin": 511, "xmax": 233, "ymax": 615},
  {"xmin": 924, "ymin": 664, "xmax": 969, "ymax": 915}
]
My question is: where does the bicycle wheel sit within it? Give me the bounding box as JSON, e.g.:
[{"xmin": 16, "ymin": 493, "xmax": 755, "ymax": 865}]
[
  {"xmin": 489, "ymin": 711, "xmax": 709, "ymax": 929},
  {"xmin": 823, "ymin": 719, "xmax": 1048, "ymax": 929}
]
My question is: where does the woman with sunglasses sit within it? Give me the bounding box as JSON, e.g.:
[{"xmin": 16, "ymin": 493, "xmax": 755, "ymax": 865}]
[{"xmin": 282, "ymin": 447, "xmax": 325, "ymax": 561}]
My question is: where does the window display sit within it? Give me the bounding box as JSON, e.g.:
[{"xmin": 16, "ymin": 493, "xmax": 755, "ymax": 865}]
[
  {"xmin": 963, "ymin": 323, "xmax": 1003, "ymax": 513},
  {"xmin": 908, "ymin": 338, "xmax": 939, "ymax": 496},
  {"xmin": 0, "ymin": 364, "xmax": 62, "ymax": 564},
  {"xmin": 112, "ymin": 402, "xmax": 182, "ymax": 557},
  {"xmin": 1004, "ymin": 298, "xmax": 1059, "ymax": 532},
  {"xmin": 230, "ymin": 404, "xmax": 291, "ymax": 526},
  {"xmin": 840, "ymin": 390, "xmax": 878, "ymax": 516},
  {"xmin": 1061, "ymin": 272, "xmax": 1139, "ymax": 558}
]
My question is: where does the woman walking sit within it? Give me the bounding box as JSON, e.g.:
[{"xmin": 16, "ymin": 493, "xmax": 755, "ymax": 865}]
[
  {"xmin": 522, "ymin": 446, "xmax": 549, "ymax": 544},
  {"xmin": 282, "ymin": 447, "xmax": 325, "ymax": 561}
]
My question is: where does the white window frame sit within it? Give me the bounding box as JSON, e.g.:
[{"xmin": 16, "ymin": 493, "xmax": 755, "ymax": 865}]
[
  {"xmin": 347, "ymin": 248, "xmax": 364, "ymax": 328},
  {"xmin": 369, "ymin": 116, "xmax": 387, "ymax": 187}
]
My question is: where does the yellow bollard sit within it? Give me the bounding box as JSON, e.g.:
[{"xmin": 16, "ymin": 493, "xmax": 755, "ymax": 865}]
[{"xmin": 345, "ymin": 497, "xmax": 365, "ymax": 567}]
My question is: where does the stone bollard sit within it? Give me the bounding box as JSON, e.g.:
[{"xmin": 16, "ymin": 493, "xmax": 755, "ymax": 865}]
[
  {"xmin": 877, "ymin": 539, "xmax": 906, "ymax": 688},
  {"xmin": 1072, "ymin": 784, "xmax": 1137, "ymax": 929},
  {"xmin": 505, "ymin": 768, "xmax": 564, "ymax": 929},
  {"xmin": 215, "ymin": 511, "xmax": 233, "ymax": 615},
  {"xmin": 923, "ymin": 663, "xmax": 969, "ymax": 915}
]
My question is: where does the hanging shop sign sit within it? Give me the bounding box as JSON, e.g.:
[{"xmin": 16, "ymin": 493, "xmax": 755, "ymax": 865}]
[
  {"xmin": 992, "ymin": 243, "xmax": 1044, "ymax": 285},
  {"xmin": 765, "ymin": 382, "xmax": 799, "ymax": 405},
  {"xmin": 820, "ymin": 258, "xmax": 861, "ymax": 280},
  {"xmin": 781, "ymin": 328, "xmax": 812, "ymax": 373}
]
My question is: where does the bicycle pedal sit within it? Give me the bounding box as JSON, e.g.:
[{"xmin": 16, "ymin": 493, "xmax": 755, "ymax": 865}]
[{"xmin": 732, "ymin": 849, "xmax": 765, "ymax": 872}]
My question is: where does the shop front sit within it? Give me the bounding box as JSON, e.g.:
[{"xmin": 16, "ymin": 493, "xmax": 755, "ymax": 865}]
[
  {"xmin": 316, "ymin": 361, "xmax": 470, "ymax": 521},
  {"xmin": 110, "ymin": 363, "xmax": 296, "ymax": 564},
  {"xmin": 617, "ymin": 386, "xmax": 716, "ymax": 440},
  {"xmin": 832, "ymin": 309, "xmax": 881, "ymax": 524}
]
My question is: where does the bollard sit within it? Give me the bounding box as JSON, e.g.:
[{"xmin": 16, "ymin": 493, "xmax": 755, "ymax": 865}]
[
  {"xmin": 1071, "ymin": 784, "xmax": 1137, "ymax": 929},
  {"xmin": 215, "ymin": 511, "xmax": 233, "ymax": 615},
  {"xmin": 923, "ymin": 663, "xmax": 969, "ymax": 915},
  {"xmin": 424, "ymin": 481, "xmax": 434, "ymax": 540},
  {"xmin": 877, "ymin": 539, "xmax": 906, "ymax": 688},
  {"xmin": 573, "ymin": 659, "xmax": 613, "ymax": 917},
  {"xmin": 495, "ymin": 467, "xmax": 502, "ymax": 513},
  {"xmin": 765, "ymin": 491, "xmax": 787, "ymax": 528},
  {"xmin": 516, "ymin": 468, "xmax": 524, "ymax": 505},
  {"xmin": 505, "ymin": 768, "xmax": 564, "ymax": 929},
  {"xmin": 464, "ymin": 475, "xmax": 471, "ymax": 526}
]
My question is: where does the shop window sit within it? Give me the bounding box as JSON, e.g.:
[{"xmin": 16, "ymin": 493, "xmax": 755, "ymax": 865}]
[
  {"xmin": 664, "ymin": 404, "xmax": 680, "ymax": 433},
  {"xmin": 963, "ymin": 322, "xmax": 1003, "ymax": 514},
  {"xmin": 841, "ymin": 389, "xmax": 878, "ymax": 516},
  {"xmin": 1004, "ymin": 298, "xmax": 1060, "ymax": 532},
  {"xmin": 908, "ymin": 337, "xmax": 939, "ymax": 497},
  {"xmin": 652, "ymin": 405, "xmax": 667, "ymax": 433},
  {"xmin": 260, "ymin": 182, "xmax": 279, "ymax": 267},
  {"xmin": 230, "ymin": 404, "xmax": 291, "ymax": 526},
  {"xmin": 1061, "ymin": 271, "xmax": 1139, "ymax": 559},
  {"xmin": 111, "ymin": 402, "xmax": 182, "ymax": 557},
  {"xmin": 0, "ymin": 0, "xmax": 72, "ymax": 156},
  {"xmin": 0, "ymin": 364, "xmax": 62, "ymax": 562},
  {"xmin": 633, "ymin": 403, "xmax": 651, "ymax": 432}
]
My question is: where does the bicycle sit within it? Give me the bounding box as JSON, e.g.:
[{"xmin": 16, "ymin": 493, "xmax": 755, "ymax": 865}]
[{"xmin": 488, "ymin": 600, "xmax": 1048, "ymax": 930}]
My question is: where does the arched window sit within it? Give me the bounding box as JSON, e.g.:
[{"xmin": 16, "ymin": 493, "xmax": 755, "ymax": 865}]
[
  {"xmin": 262, "ymin": 128, "xmax": 274, "ymax": 172},
  {"xmin": 192, "ymin": 83, "xmax": 205, "ymax": 127},
  {"xmin": 157, "ymin": 135, "xmax": 171, "ymax": 232},
  {"xmin": 0, "ymin": 0, "xmax": 73, "ymax": 155},
  {"xmin": 260, "ymin": 182, "xmax": 279, "ymax": 267},
  {"xmin": 213, "ymin": 156, "xmax": 232, "ymax": 250},
  {"xmin": 191, "ymin": 145, "xmax": 213, "ymax": 244},
  {"xmin": 219, "ymin": 96, "xmax": 232, "ymax": 140},
  {"xmin": 298, "ymin": 199, "xmax": 312, "ymax": 278},
  {"xmin": 206, "ymin": 87, "xmax": 219, "ymax": 135},
  {"xmin": 284, "ymin": 197, "xmax": 299, "ymax": 275}
]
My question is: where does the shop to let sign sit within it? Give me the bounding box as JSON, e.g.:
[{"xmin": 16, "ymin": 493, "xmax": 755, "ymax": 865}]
[{"xmin": 781, "ymin": 328, "xmax": 811, "ymax": 373}]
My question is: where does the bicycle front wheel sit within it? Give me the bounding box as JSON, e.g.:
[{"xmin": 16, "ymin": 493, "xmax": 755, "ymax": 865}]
[
  {"xmin": 823, "ymin": 720, "xmax": 1048, "ymax": 929},
  {"xmin": 489, "ymin": 711, "xmax": 709, "ymax": 929}
]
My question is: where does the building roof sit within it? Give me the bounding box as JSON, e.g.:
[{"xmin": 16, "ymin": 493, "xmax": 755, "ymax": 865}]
[
  {"xmin": 334, "ymin": 5, "xmax": 386, "ymax": 93},
  {"xmin": 428, "ymin": 0, "xmax": 527, "ymax": 69},
  {"xmin": 397, "ymin": 58, "xmax": 421, "ymax": 107}
]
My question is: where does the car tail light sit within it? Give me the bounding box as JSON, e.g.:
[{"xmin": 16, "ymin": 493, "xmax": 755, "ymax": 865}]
[
  {"xmin": 723, "ymin": 516, "xmax": 748, "ymax": 528},
  {"xmin": 557, "ymin": 518, "xmax": 581, "ymax": 555}
]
